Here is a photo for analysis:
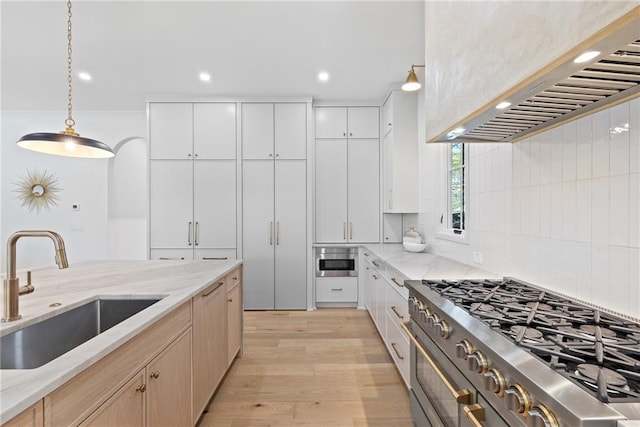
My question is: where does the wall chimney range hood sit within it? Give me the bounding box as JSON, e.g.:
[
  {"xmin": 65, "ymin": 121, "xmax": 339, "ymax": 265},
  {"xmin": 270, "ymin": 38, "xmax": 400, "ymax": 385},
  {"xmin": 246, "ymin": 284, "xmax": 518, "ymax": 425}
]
[{"xmin": 435, "ymin": 8, "xmax": 639, "ymax": 143}]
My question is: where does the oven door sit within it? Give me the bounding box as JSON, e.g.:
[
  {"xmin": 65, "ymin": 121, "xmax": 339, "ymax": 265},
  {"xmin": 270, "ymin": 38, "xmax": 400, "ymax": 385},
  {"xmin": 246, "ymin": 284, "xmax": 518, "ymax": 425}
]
[{"xmin": 402, "ymin": 321, "xmax": 479, "ymax": 427}]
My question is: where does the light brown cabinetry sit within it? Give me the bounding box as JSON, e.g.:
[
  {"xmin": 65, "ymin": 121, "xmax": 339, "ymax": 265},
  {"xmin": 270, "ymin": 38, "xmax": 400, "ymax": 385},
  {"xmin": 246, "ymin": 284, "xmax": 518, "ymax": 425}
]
[
  {"xmin": 2, "ymin": 401, "xmax": 43, "ymax": 427},
  {"xmin": 226, "ymin": 269, "xmax": 243, "ymax": 366},
  {"xmin": 192, "ymin": 279, "xmax": 228, "ymax": 423},
  {"xmin": 79, "ymin": 371, "xmax": 145, "ymax": 427}
]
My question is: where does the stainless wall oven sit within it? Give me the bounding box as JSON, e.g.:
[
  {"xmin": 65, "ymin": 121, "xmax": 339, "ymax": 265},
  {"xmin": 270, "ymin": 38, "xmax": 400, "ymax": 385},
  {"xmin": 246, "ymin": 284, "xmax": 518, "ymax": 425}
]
[{"xmin": 314, "ymin": 246, "xmax": 357, "ymax": 277}]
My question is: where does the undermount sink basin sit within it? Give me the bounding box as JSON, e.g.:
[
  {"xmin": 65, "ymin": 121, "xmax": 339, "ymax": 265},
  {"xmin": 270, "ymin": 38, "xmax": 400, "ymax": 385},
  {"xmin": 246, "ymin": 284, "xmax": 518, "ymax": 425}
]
[{"xmin": 1, "ymin": 298, "xmax": 162, "ymax": 370}]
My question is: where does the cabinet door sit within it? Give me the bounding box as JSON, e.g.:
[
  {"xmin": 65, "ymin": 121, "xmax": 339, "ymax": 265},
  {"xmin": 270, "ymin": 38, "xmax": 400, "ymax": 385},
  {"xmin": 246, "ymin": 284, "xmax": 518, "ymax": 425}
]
[
  {"xmin": 149, "ymin": 103, "xmax": 193, "ymax": 159},
  {"xmin": 192, "ymin": 282, "xmax": 227, "ymax": 422},
  {"xmin": 147, "ymin": 329, "xmax": 192, "ymax": 427},
  {"xmin": 149, "ymin": 160, "xmax": 193, "ymax": 248},
  {"xmin": 315, "ymin": 139, "xmax": 348, "ymax": 243},
  {"xmin": 194, "ymin": 103, "xmax": 237, "ymax": 159},
  {"xmin": 382, "ymin": 130, "xmax": 395, "ymax": 213},
  {"xmin": 193, "ymin": 160, "xmax": 236, "ymax": 248},
  {"xmin": 274, "ymin": 160, "xmax": 307, "ymax": 309},
  {"xmin": 227, "ymin": 281, "xmax": 242, "ymax": 365},
  {"xmin": 315, "ymin": 107, "xmax": 347, "ymax": 138},
  {"xmin": 347, "ymin": 107, "xmax": 379, "ymax": 138},
  {"xmin": 242, "ymin": 160, "xmax": 276, "ymax": 309},
  {"xmin": 242, "ymin": 103, "xmax": 274, "ymax": 159},
  {"xmin": 3, "ymin": 400, "xmax": 43, "ymax": 427},
  {"xmin": 275, "ymin": 103, "xmax": 306, "ymax": 159},
  {"xmin": 347, "ymin": 139, "xmax": 380, "ymax": 243},
  {"xmin": 79, "ymin": 371, "xmax": 145, "ymax": 427}
]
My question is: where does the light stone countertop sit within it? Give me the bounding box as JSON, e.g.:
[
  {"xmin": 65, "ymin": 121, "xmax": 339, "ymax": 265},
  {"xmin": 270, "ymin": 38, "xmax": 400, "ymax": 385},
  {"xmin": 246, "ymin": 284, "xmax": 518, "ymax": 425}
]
[
  {"xmin": 361, "ymin": 244, "xmax": 499, "ymax": 280},
  {"xmin": 0, "ymin": 259, "xmax": 242, "ymax": 422}
]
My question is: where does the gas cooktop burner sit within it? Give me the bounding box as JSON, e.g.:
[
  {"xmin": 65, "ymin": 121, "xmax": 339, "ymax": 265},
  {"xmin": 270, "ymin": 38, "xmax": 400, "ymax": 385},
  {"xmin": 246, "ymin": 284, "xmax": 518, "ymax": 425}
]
[{"xmin": 419, "ymin": 278, "xmax": 640, "ymax": 404}]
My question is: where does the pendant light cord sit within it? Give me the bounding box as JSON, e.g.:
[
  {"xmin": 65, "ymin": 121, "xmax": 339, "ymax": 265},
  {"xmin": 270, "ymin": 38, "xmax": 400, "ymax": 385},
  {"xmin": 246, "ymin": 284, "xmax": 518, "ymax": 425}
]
[{"xmin": 65, "ymin": 0, "xmax": 76, "ymax": 133}]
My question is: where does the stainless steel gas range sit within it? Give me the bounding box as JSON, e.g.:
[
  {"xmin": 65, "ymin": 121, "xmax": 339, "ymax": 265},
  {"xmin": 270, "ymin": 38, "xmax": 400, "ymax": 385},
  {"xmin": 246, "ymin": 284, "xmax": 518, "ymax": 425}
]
[{"xmin": 403, "ymin": 278, "xmax": 640, "ymax": 427}]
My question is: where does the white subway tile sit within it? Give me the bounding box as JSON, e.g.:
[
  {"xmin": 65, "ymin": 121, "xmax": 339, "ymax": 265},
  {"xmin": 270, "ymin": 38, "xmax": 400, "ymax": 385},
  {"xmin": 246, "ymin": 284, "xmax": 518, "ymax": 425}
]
[
  {"xmin": 610, "ymin": 102, "xmax": 630, "ymax": 176},
  {"xmin": 550, "ymin": 183, "xmax": 563, "ymax": 240},
  {"xmin": 591, "ymin": 177, "xmax": 610, "ymax": 245},
  {"xmin": 575, "ymin": 243, "xmax": 592, "ymax": 302},
  {"xmin": 513, "ymin": 143, "xmax": 523, "ymax": 189},
  {"xmin": 550, "ymin": 127, "xmax": 564, "ymax": 183},
  {"xmin": 480, "ymin": 153, "xmax": 491, "ymax": 193},
  {"xmin": 490, "ymin": 148, "xmax": 500, "ymax": 192},
  {"xmin": 609, "ymin": 246, "xmax": 629, "ymax": 315},
  {"xmin": 563, "ymin": 121, "xmax": 577, "ymax": 182},
  {"xmin": 630, "ymin": 98, "xmax": 639, "ymax": 175},
  {"xmin": 549, "ymin": 239, "xmax": 563, "ymax": 292},
  {"xmin": 576, "ymin": 180, "xmax": 592, "ymax": 243},
  {"xmin": 470, "ymin": 154, "xmax": 480, "ymax": 195},
  {"xmin": 511, "ymin": 188, "xmax": 522, "ymax": 235},
  {"xmin": 609, "ymin": 174, "xmax": 629, "ymax": 247},
  {"xmin": 561, "ymin": 241, "xmax": 578, "ymax": 297},
  {"xmin": 592, "ymin": 109, "xmax": 610, "ymax": 178},
  {"xmin": 520, "ymin": 140, "xmax": 531, "ymax": 188},
  {"xmin": 576, "ymin": 115, "xmax": 592, "ymax": 180},
  {"xmin": 629, "ymin": 248, "xmax": 639, "ymax": 319},
  {"xmin": 538, "ymin": 238, "xmax": 552, "ymax": 286},
  {"xmin": 529, "ymin": 137, "xmax": 540, "ymax": 186},
  {"xmin": 539, "ymin": 131, "xmax": 551, "ymax": 185},
  {"xmin": 530, "ymin": 185, "xmax": 540, "ymax": 238},
  {"xmin": 630, "ymin": 173, "xmax": 639, "ymax": 248},
  {"xmin": 539, "ymin": 184, "xmax": 551, "ymax": 238},
  {"xmin": 562, "ymin": 181, "xmax": 577, "ymax": 241},
  {"xmin": 503, "ymin": 144, "xmax": 513, "ymax": 190},
  {"xmin": 591, "ymin": 244, "xmax": 610, "ymax": 309},
  {"xmin": 521, "ymin": 187, "xmax": 532, "ymax": 236}
]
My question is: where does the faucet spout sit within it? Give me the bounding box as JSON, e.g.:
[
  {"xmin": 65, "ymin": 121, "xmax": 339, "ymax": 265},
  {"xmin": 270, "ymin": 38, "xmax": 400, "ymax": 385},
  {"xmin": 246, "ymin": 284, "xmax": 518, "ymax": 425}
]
[{"xmin": 3, "ymin": 230, "xmax": 69, "ymax": 322}]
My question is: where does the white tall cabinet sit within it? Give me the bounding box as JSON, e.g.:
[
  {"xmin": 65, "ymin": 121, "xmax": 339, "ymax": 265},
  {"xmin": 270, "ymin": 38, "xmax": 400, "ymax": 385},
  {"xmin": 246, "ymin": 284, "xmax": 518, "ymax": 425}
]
[
  {"xmin": 148, "ymin": 102, "xmax": 237, "ymax": 261},
  {"xmin": 315, "ymin": 106, "xmax": 380, "ymax": 243},
  {"xmin": 242, "ymin": 103, "xmax": 308, "ymax": 309}
]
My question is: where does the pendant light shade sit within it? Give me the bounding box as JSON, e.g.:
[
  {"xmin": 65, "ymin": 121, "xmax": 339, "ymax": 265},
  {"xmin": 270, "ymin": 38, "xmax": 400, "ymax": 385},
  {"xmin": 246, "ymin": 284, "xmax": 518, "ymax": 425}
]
[
  {"xmin": 16, "ymin": 0, "xmax": 114, "ymax": 159},
  {"xmin": 401, "ymin": 64, "xmax": 425, "ymax": 92}
]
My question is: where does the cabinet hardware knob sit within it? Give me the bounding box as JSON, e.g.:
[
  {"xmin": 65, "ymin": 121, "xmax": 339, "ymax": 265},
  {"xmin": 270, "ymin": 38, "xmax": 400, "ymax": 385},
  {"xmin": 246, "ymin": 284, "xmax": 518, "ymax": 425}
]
[
  {"xmin": 150, "ymin": 371, "xmax": 160, "ymax": 379},
  {"xmin": 188, "ymin": 153, "xmax": 192, "ymax": 157},
  {"xmin": 136, "ymin": 384, "xmax": 146, "ymax": 393},
  {"xmin": 232, "ymin": 277, "xmax": 238, "ymax": 280},
  {"xmin": 269, "ymin": 153, "xmax": 273, "ymax": 157},
  {"xmin": 194, "ymin": 153, "xmax": 198, "ymax": 157},
  {"xmin": 228, "ymin": 298, "xmax": 233, "ymax": 302}
]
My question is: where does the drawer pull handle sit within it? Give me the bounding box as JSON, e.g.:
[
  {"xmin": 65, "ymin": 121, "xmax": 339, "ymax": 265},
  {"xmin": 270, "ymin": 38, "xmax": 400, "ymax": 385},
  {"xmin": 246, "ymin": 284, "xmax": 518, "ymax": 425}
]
[
  {"xmin": 391, "ymin": 277, "xmax": 404, "ymax": 288},
  {"xmin": 158, "ymin": 257, "xmax": 185, "ymax": 260},
  {"xmin": 372, "ymin": 261, "xmax": 380, "ymax": 267},
  {"xmin": 391, "ymin": 305, "xmax": 404, "ymax": 319},
  {"xmin": 203, "ymin": 281, "xmax": 224, "ymax": 297},
  {"xmin": 136, "ymin": 384, "xmax": 146, "ymax": 393},
  {"xmin": 202, "ymin": 256, "xmax": 228, "ymax": 260},
  {"xmin": 150, "ymin": 371, "xmax": 160, "ymax": 379},
  {"xmin": 391, "ymin": 342, "xmax": 404, "ymax": 360},
  {"xmin": 331, "ymin": 288, "xmax": 343, "ymax": 291}
]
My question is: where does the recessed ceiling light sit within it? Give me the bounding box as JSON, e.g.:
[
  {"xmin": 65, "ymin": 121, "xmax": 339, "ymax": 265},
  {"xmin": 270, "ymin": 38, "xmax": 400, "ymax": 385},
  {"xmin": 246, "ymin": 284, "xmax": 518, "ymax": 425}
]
[
  {"xmin": 445, "ymin": 127, "xmax": 466, "ymax": 140},
  {"xmin": 77, "ymin": 72, "xmax": 91, "ymax": 81},
  {"xmin": 318, "ymin": 71, "xmax": 329, "ymax": 82},
  {"xmin": 573, "ymin": 51, "xmax": 601, "ymax": 64},
  {"xmin": 496, "ymin": 101, "xmax": 511, "ymax": 109},
  {"xmin": 199, "ymin": 72, "xmax": 211, "ymax": 82}
]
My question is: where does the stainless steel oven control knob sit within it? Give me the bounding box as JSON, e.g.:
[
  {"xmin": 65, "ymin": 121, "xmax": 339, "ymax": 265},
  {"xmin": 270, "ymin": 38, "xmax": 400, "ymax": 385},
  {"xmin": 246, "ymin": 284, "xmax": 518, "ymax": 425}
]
[
  {"xmin": 427, "ymin": 313, "xmax": 440, "ymax": 329},
  {"xmin": 467, "ymin": 350, "xmax": 488, "ymax": 373},
  {"xmin": 505, "ymin": 384, "xmax": 532, "ymax": 415},
  {"xmin": 483, "ymin": 368, "xmax": 506, "ymax": 396},
  {"xmin": 527, "ymin": 404, "xmax": 559, "ymax": 427},
  {"xmin": 418, "ymin": 309, "xmax": 428, "ymax": 322},
  {"xmin": 455, "ymin": 340, "xmax": 473, "ymax": 359},
  {"xmin": 435, "ymin": 319, "xmax": 451, "ymax": 339}
]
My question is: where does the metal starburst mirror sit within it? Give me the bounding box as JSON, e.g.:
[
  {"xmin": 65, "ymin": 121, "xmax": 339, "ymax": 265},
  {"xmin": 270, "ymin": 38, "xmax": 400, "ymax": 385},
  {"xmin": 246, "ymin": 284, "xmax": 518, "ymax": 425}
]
[{"xmin": 14, "ymin": 169, "xmax": 62, "ymax": 214}]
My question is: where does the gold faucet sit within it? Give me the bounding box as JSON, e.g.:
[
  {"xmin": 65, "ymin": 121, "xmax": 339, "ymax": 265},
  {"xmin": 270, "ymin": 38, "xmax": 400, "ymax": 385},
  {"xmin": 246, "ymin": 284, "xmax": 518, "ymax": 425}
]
[{"xmin": 2, "ymin": 230, "xmax": 69, "ymax": 322}]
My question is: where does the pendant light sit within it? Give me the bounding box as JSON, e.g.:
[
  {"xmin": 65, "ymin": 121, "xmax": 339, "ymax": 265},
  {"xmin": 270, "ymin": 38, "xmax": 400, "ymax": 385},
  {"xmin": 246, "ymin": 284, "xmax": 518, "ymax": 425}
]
[
  {"xmin": 16, "ymin": 0, "xmax": 114, "ymax": 159},
  {"xmin": 401, "ymin": 64, "xmax": 425, "ymax": 92}
]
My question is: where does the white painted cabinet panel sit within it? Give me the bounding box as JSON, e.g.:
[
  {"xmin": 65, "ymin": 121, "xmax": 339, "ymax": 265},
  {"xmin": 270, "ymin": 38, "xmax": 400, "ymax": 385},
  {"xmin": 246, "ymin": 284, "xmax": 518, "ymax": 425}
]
[
  {"xmin": 315, "ymin": 139, "xmax": 348, "ymax": 243},
  {"xmin": 315, "ymin": 107, "xmax": 347, "ymax": 139},
  {"xmin": 193, "ymin": 160, "xmax": 236, "ymax": 248},
  {"xmin": 348, "ymin": 139, "xmax": 380, "ymax": 243},
  {"xmin": 316, "ymin": 276, "xmax": 358, "ymax": 302},
  {"xmin": 149, "ymin": 160, "xmax": 193, "ymax": 248},
  {"xmin": 274, "ymin": 161, "xmax": 307, "ymax": 309},
  {"xmin": 149, "ymin": 103, "xmax": 193, "ymax": 160},
  {"xmin": 275, "ymin": 103, "xmax": 307, "ymax": 159},
  {"xmin": 347, "ymin": 107, "xmax": 379, "ymax": 139},
  {"xmin": 242, "ymin": 103, "xmax": 274, "ymax": 160},
  {"xmin": 193, "ymin": 103, "xmax": 237, "ymax": 160}
]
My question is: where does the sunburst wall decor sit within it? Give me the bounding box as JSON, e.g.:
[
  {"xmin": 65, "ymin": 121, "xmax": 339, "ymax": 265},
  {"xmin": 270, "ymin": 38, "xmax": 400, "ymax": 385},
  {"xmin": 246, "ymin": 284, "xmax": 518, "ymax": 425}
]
[{"xmin": 14, "ymin": 169, "xmax": 62, "ymax": 214}]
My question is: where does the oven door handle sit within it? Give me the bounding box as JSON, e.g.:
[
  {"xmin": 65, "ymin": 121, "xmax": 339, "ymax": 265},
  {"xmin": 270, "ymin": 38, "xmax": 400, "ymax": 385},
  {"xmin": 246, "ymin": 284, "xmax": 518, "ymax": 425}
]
[{"xmin": 401, "ymin": 322, "xmax": 472, "ymax": 404}]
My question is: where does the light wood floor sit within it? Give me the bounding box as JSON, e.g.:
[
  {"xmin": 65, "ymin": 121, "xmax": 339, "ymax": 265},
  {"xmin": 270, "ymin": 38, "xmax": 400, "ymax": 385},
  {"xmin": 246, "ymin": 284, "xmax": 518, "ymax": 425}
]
[{"xmin": 199, "ymin": 309, "xmax": 413, "ymax": 427}]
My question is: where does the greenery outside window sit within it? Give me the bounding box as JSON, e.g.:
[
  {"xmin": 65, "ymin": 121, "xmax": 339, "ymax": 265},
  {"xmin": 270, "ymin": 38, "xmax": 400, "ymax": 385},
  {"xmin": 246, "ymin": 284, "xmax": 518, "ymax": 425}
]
[{"xmin": 448, "ymin": 142, "xmax": 465, "ymax": 233}]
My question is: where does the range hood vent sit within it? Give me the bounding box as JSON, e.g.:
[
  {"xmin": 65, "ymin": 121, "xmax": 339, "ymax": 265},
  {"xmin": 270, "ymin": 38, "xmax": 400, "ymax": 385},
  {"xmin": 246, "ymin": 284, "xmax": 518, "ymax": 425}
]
[{"xmin": 436, "ymin": 9, "xmax": 640, "ymax": 143}]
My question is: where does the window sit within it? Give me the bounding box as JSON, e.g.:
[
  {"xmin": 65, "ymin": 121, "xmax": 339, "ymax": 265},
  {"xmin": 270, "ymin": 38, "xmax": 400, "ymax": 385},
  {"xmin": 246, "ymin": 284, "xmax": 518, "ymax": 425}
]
[{"xmin": 448, "ymin": 142, "xmax": 465, "ymax": 233}]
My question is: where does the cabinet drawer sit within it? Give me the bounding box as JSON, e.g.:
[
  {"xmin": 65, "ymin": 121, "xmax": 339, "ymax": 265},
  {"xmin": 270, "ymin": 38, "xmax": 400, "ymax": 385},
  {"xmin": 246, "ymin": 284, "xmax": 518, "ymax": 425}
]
[
  {"xmin": 315, "ymin": 277, "xmax": 358, "ymax": 302},
  {"xmin": 385, "ymin": 311, "xmax": 410, "ymax": 388},
  {"xmin": 150, "ymin": 248, "xmax": 192, "ymax": 261},
  {"xmin": 362, "ymin": 251, "xmax": 385, "ymax": 276},
  {"xmin": 195, "ymin": 248, "xmax": 237, "ymax": 262},
  {"xmin": 386, "ymin": 283, "xmax": 409, "ymax": 328},
  {"xmin": 384, "ymin": 265, "xmax": 409, "ymax": 300},
  {"xmin": 225, "ymin": 266, "xmax": 242, "ymax": 292}
]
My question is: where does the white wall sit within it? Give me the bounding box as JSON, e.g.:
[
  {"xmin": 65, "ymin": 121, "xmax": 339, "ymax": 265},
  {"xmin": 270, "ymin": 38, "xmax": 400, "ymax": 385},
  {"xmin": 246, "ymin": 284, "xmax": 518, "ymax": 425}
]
[
  {"xmin": 419, "ymin": 98, "xmax": 640, "ymax": 319},
  {"xmin": 1, "ymin": 110, "xmax": 146, "ymax": 273}
]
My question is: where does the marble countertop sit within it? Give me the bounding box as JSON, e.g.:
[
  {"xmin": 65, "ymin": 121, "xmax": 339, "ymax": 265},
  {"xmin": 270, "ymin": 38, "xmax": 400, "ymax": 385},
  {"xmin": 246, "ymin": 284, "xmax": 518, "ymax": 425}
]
[
  {"xmin": 361, "ymin": 244, "xmax": 499, "ymax": 280},
  {"xmin": 0, "ymin": 259, "xmax": 241, "ymax": 422}
]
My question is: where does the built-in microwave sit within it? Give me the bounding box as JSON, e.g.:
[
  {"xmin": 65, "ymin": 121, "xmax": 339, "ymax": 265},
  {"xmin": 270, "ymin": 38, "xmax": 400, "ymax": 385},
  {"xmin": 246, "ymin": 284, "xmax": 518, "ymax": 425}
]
[{"xmin": 314, "ymin": 246, "xmax": 358, "ymax": 277}]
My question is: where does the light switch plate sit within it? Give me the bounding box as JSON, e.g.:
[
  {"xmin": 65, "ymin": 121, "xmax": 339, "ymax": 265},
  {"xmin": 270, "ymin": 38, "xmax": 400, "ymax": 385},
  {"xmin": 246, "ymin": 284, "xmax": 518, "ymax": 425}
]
[{"xmin": 472, "ymin": 251, "xmax": 483, "ymax": 264}]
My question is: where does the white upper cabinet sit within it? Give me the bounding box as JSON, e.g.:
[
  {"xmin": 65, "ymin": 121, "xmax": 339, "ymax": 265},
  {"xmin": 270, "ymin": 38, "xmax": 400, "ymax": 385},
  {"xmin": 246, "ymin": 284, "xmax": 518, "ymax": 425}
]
[
  {"xmin": 315, "ymin": 139, "xmax": 349, "ymax": 243},
  {"xmin": 242, "ymin": 103, "xmax": 274, "ymax": 160},
  {"xmin": 243, "ymin": 103, "xmax": 306, "ymax": 159},
  {"xmin": 193, "ymin": 103, "xmax": 237, "ymax": 159},
  {"xmin": 348, "ymin": 139, "xmax": 380, "ymax": 242},
  {"xmin": 275, "ymin": 103, "xmax": 306, "ymax": 159},
  {"xmin": 315, "ymin": 107, "xmax": 379, "ymax": 139},
  {"xmin": 149, "ymin": 102, "xmax": 237, "ymax": 160},
  {"xmin": 149, "ymin": 103, "xmax": 193, "ymax": 159}
]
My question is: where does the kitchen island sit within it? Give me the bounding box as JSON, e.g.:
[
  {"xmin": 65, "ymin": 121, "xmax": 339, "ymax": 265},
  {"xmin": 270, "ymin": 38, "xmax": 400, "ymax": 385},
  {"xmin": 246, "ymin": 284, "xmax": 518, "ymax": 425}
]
[{"xmin": 0, "ymin": 259, "xmax": 242, "ymax": 426}]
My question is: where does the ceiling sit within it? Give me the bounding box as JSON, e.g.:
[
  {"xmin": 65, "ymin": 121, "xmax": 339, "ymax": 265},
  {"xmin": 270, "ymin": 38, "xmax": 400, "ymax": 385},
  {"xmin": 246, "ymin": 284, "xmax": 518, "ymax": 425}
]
[{"xmin": 0, "ymin": 1, "xmax": 425, "ymax": 111}]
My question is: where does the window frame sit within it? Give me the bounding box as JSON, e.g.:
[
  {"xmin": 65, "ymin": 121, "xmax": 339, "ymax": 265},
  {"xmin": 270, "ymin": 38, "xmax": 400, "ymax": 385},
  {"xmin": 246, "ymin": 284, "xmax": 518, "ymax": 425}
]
[{"xmin": 436, "ymin": 142, "xmax": 469, "ymax": 244}]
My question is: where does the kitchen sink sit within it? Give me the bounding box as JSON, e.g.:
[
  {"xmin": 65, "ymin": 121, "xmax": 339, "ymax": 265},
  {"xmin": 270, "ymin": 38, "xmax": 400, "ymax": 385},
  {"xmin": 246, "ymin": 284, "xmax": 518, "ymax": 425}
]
[{"xmin": 0, "ymin": 297, "xmax": 162, "ymax": 369}]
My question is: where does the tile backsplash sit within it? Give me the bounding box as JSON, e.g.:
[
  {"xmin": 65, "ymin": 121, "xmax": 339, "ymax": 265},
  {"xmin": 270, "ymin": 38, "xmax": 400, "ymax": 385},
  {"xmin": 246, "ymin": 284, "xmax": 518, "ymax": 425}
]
[{"xmin": 420, "ymin": 97, "xmax": 640, "ymax": 319}]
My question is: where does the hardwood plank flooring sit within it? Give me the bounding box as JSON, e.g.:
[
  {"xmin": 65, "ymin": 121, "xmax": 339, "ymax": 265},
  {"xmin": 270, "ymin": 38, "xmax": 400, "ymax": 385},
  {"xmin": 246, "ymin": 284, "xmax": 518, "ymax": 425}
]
[{"xmin": 199, "ymin": 309, "xmax": 413, "ymax": 427}]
